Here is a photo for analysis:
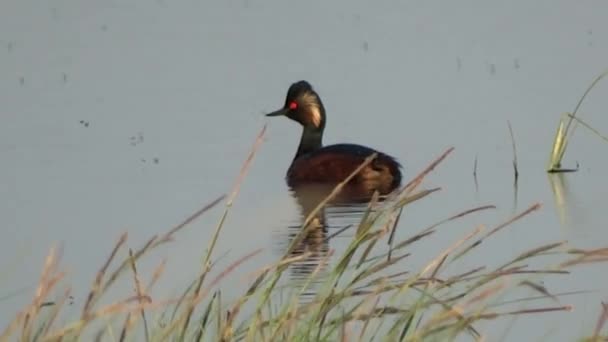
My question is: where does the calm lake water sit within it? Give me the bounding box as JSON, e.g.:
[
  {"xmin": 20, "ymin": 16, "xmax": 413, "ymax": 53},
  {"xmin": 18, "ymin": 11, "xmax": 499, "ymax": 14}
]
[{"xmin": 2, "ymin": 1, "xmax": 608, "ymax": 340}]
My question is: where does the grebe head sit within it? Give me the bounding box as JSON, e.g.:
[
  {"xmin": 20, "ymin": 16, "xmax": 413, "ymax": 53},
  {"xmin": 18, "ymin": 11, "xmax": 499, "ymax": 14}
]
[{"xmin": 265, "ymin": 80, "xmax": 326, "ymax": 130}]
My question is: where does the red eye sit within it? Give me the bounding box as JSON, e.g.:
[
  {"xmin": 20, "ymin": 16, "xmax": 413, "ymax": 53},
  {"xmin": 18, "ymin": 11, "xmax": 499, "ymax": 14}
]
[{"xmin": 288, "ymin": 101, "xmax": 298, "ymax": 110}]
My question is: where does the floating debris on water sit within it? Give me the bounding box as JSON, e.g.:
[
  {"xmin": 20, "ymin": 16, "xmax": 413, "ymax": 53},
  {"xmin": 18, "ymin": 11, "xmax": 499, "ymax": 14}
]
[
  {"xmin": 130, "ymin": 132, "xmax": 144, "ymax": 146},
  {"xmin": 488, "ymin": 63, "xmax": 496, "ymax": 75}
]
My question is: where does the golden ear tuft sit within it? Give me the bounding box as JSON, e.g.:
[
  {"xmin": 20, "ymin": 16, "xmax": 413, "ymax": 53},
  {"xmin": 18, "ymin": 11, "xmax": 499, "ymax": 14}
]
[{"xmin": 309, "ymin": 107, "xmax": 322, "ymax": 127}]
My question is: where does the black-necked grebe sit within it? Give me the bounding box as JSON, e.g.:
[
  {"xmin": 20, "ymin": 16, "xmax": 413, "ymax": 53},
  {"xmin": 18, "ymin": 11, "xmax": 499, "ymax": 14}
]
[{"xmin": 265, "ymin": 80, "xmax": 402, "ymax": 195}]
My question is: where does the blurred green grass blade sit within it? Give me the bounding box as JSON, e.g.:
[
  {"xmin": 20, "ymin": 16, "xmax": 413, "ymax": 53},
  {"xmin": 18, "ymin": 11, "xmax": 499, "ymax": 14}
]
[
  {"xmin": 547, "ymin": 114, "xmax": 569, "ymax": 171},
  {"xmin": 566, "ymin": 113, "xmax": 608, "ymax": 143}
]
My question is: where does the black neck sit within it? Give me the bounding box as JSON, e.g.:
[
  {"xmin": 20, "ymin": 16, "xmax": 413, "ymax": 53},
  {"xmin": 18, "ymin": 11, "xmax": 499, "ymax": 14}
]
[{"xmin": 294, "ymin": 126, "xmax": 323, "ymax": 160}]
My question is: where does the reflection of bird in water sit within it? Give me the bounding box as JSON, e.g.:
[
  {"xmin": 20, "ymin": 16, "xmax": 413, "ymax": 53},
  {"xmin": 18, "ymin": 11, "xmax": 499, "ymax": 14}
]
[
  {"xmin": 280, "ymin": 185, "xmax": 331, "ymax": 302},
  {"xmin": 279, "ymin": 184, "xmax": 387, "ymax": 303}
]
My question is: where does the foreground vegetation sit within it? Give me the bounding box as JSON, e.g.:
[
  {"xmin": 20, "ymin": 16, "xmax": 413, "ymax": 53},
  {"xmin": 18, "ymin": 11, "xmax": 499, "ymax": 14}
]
[{"xmin": 2, "ymin": 127, "xmax": 608, "ymax": 342}]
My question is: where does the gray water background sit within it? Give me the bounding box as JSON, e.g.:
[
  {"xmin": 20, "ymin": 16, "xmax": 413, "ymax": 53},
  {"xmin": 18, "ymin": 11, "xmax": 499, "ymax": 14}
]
[{"xmin": 2, "ymin": 1, "xmax": 608, "ymax": 340}]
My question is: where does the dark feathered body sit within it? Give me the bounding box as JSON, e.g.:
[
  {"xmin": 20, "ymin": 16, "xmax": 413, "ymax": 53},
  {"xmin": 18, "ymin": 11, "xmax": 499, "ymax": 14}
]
[
  {"xmin": 265, "ymin": 81, "xmax": 403, "ymax": 196},
  {"xmin": 287, "ymin": 144, "xmax": 401, "ymax": 194}
]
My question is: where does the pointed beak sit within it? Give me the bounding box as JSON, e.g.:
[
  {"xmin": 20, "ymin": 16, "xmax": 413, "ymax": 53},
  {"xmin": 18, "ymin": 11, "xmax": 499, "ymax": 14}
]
[{"xmin": 265, "ymin": 108, "xmax": 288, "ymax": 117}]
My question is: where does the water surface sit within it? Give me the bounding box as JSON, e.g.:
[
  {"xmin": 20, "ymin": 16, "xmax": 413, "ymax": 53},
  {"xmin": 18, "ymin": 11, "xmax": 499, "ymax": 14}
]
[{"xmin": 1, "ymin": 1, "xmax": 608, "ymax": 340}]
